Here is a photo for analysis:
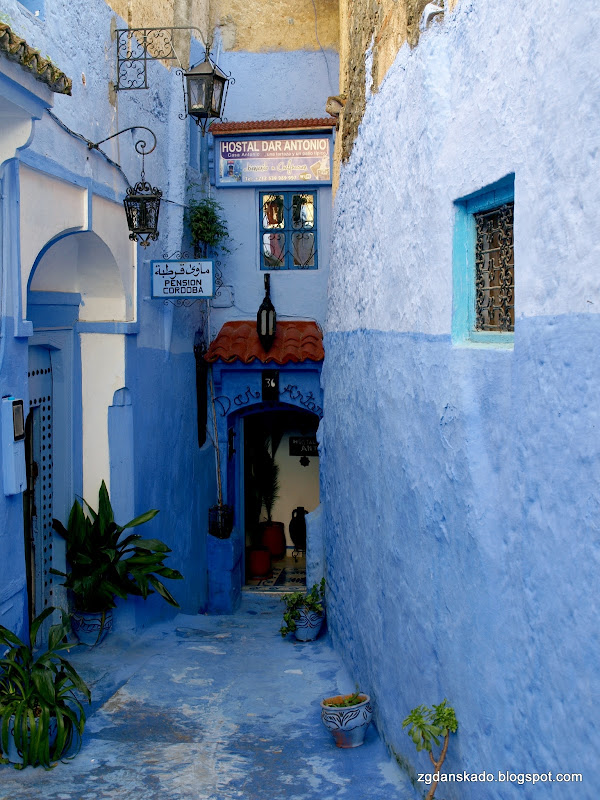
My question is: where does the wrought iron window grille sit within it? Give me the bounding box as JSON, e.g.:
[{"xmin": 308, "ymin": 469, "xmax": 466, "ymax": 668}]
[
  {"xmin": 260, "ymin": 191, "xmax": 318, "ymax": 270},
  {"xmin": 474, "ymin": 202, "xmax": 514, "ymax": 332}
]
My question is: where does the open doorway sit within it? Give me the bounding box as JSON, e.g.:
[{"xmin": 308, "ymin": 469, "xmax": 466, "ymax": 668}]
[{"xmin": 243, "ymin": 409, "xmax": 319, "ymax": 591}]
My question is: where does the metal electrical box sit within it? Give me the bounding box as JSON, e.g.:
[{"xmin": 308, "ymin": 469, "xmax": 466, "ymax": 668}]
[{"xmin": 2, "ymin": 396, "xmax": 26, "ymax": 496}]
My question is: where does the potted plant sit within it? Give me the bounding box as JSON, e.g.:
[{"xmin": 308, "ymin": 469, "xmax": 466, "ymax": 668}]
[
  {"xmin": 320, "ymin": 690, "xmax": 373, "ymax": 748},
  {"xmin": 0, "ymin": 607, "xmax": 90, "ymax": 767},
  {"xmin": 256, "ymin": 434, "xmax": 286, "ymax": 558},
  {"xmin": 280, "ymin": 578, "xmax": 325, "ymax": 641},
  {"xmin": 51, "ymin": 481, "xmax": 183, "ymax": 645},
  {"xmin": 402, "ymin": 700, "xmax": 458, "ymax": 800},
  {"xmin": 186, "ymin": 195, "xmax": 231, "ymax": 259}
]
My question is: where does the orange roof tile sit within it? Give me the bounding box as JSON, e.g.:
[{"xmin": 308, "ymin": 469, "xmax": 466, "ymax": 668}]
[
  {"xmin": 210, "ymin": 119, "xmax": 336, "ymax": 136},
  {"xmin": 205, "ymin": 320, "xmax": 324, "ymax": 365}
]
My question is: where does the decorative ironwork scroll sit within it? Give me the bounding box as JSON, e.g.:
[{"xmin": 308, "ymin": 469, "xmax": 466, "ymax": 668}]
[
  {"xmin": 474, "ymin": 202, "xmax": 514, "ymax": 332},
  {"xmin": 116, "ymin": 27, "xmax": 204, "ymax": 91}
]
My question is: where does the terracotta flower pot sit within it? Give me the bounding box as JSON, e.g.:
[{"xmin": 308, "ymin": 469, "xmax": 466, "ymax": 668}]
[
  {"xmin": 261, "ymin": 521, "xmax": 286, "ymax": 558},
  {"xmin": 248, "ymin": 547, "xmax": 271, "ymax": 577}
]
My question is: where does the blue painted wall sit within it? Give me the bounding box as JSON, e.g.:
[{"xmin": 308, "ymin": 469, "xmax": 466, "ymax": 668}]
[
  {"xmin": 0, "ymin": 0, "xmax": 339, "ymax": 636},
  {"xmin": 324, "ymin": 0, "xmax": 599, "ymax": 795},
  {"xmin": 0, "ymin": 0, "xmax": 207, "ymax": 635}
]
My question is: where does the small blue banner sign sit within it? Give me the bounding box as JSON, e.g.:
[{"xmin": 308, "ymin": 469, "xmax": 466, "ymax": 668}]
[{"xmin": 151, "ymin": 260, "xmax": 214, "ymax": 299}]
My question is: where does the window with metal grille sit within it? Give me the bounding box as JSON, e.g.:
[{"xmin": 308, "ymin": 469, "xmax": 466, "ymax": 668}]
[
  {"xmin": 452, "ymin": 175, "xmax": 515, "ymax": 347},
  {"xmin": 474, "ymin": 202, "xmax": 514, "ymax": 332},
  {"xmin": 260, "ymin": 191, "xmax": 317, "ymax": 270}
]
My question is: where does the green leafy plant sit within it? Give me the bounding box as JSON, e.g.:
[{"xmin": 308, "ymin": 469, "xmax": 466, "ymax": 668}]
[
  {"xmin": 186, "ymin": 196, "xmax": 231, "ymax": 258},
  {"xmin": 0, "ymin": 607, "xmax": 90, "ymax": 768},
  {"xmin": 51, "ymin": 481, "xmax": 183, "ymax": 613},
  {"xmin": 280, "ymin": 578, "xmax": 325, "ymax": 637},
  {"xmin": 403, "ymin": 700, "xmax": 458, "ymax": 800},
  {"xmin": 322, "ymin": 691, "xmax": 366, "ymax": 707}
]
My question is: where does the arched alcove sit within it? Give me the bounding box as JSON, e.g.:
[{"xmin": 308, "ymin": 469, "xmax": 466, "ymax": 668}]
[{"xmin": 28, "ymin": 229, "xmax": 126, "ymax": 322}]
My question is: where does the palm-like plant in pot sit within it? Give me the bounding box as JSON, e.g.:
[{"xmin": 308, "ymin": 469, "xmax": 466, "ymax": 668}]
[
  {"xmin": 51, "ymin": 480, "xmax": 183, "ymax": 645},
  {"xmin": 0, "ymin": 607, "xmax": 90, "ymax": 767}
]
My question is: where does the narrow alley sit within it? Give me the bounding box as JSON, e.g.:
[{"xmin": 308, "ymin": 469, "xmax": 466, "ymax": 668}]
[{"xmin": 0, "ymin": 595, "xmax": 419, "ymax": 800}]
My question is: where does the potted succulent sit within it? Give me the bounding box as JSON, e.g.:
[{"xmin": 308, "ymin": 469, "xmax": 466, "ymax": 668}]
[
  {"xmin": 280, "ymin": 579, "xmax": 325, "ymax": 641},
  {"xmin": 402, "ymin": 700, "xmax": 458, "ymax": 800},
  {"xmin": 0, "ymin": 607, "xmax": 90, "ymax": 767},
  {"xmin": 320, "ymin": 690, "xmax": 373, "ymax": 748},
  {"xmin": 51, "ymin": 481, "xmax": 183, "ymax": 645}
]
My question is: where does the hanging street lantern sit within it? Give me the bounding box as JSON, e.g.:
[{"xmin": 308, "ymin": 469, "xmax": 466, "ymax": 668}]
[
  {"xmin": 257, "ymin": 273, "xmax": 277, "ymax": 352},
  {"xmin": 184, "ymin": 53, "xmax": 230, "ymax": 134},
  {"xmin": 123, "ymin": 178, "xmax": 162, "ymax": 248},
  {"xmin": 89, "ymin": 127, "xmax": 162, "ymax": 248}
]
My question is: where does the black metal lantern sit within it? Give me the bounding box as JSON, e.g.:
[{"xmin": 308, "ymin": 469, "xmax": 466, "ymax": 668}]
[
  {"xmin": 88, "ymin": 126, "xmax": 162, "ymax": 248},
  {"xmin": 185, "ymin": 55, "xmax": 229, "ymax": 131},
  {"xmin": 257, "ymin": 274, "xmax": 277, "ymax": 352},
  {"xmin": 123, "ymin": 180, "xmax": 162, "ymax": 248}
]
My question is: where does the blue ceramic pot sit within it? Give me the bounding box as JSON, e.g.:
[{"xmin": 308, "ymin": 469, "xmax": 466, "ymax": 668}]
[
  {"xmin": 3, "ymin": 714, "xmax": 57, "ymax": 764},
  {"xmin": 71, "ymin": 609, "xmax": 113, "ymax": 646},
  {"xmin": 293, "ymin": 606, "xmax": 324, "ymax": 641},
  {"xmin": 320, "ymin": 694, "xmax": 373, "ymax": 748}
]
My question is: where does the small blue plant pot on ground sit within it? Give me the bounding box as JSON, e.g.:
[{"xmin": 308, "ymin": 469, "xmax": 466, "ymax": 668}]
[
  {"xmin": 71, "ymin": 609, "xmax": 113, "ymax": 646},
  {"xmin": 321, "ymin": 694, "xmax": 373, "ymax": 748},
  {"xmin": 3, "ymin": 715, "xmax": 57, "ymax": 764},
  {"xmin": 293, "ymin": 607, "xmax": 324, "ymax": 641}
]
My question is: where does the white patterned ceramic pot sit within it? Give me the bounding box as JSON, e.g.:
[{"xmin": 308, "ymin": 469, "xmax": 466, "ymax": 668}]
[
  {"xmin": 293, "ymin": 607, "xmax": 324, "ymax": 641},
  {"xmin": 320, "ymin": 694, "xmax": 373, "ymax": 748},
  {"xmin": 71, "ymin": 609, "xmax": 113, "ymax": 646}
]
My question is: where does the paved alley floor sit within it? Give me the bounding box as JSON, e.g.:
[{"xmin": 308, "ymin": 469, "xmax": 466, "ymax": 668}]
[{"xmin": 0, "ymin": 594, "xmax": 420, "ymax": 800}]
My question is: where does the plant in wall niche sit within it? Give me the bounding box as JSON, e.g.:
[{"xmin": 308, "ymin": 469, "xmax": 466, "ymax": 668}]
[
  {"xmin": 51, "ymin": 481, "xmax": 183, "ymax": 645},
  {"xmin": 280, "ymin": 579, "xmax": 325, "ymax": 641},
  {"xmin": 403, "ymin": 700, "xmax": 458, "ymax": 800},
  {"xmin": 186, "ymin": 195, "xmax": 231, "ymax": 258},
  {"xmin": 0, "ymin": 607, "xmax": 90, "ymax": 768}
]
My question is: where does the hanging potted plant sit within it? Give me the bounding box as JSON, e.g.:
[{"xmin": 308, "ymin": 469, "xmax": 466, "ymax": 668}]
[
  {"xmin": 185, "ymin": 195, "xmax": 231, "ymax": 259},
  {"xmin": 207, "ymin": 371, "xmax": 234, "ymax": 539},
  {"xmin": 0, "ymin": 607, "xmax": 90, "ymax": 767},
  {"xmin": 51, "ymin": 481, "xmax": 184, "ymax": 645}
]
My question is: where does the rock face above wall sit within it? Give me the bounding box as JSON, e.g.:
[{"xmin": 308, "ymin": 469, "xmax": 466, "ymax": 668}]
[{"xmin": 212, "ymin": 0, "xmax": 339, "ymax": 53}]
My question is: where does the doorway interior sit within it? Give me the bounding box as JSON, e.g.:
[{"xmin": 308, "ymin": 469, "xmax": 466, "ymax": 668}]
[{"xmin": 242, "ymin": 408, "xmax": 319, "ymax": 592}]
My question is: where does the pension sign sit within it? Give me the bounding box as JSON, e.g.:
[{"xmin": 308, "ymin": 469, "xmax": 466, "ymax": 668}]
[{"xmin": 151, "ymin": 260, "xmax": 214, "ymax": 299}]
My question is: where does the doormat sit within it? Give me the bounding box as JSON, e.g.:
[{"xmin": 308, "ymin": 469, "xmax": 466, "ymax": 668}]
[{"xmin": 245, "ymin": 566, "xmax": 306, "ymax": 592}]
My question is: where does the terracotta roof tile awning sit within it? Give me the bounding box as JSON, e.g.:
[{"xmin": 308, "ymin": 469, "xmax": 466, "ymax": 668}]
[
  {"xmin": 0, "ymin": 23, "xmax": 72, "ymax": 95},
  {"xmin": 205, "ymin": 321, "xmax": 324, "ymax": 365},
  {"xmin": 210, "ymin": 119, "xmax": 336, "ymax": 136}
]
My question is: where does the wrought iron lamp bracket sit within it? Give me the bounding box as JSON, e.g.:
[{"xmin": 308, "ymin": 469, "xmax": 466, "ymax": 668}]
[{"xmin": 115, "ymin": 27, "xmax": 207, "ymax": 91}]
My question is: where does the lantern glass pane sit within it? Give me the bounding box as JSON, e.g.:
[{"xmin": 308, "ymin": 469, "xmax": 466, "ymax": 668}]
[
  {"xmin": 188, "ymin": 75, "xmax": 210, "ymax": 114},
  {"xmin": 211, "ymin": 77, "xmax": 224, "ymax": 115}
]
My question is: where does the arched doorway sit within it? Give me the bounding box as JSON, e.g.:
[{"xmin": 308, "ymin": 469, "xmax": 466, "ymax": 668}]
[
  {"xmin": 24, "ymin": 229, "xmax": 128, "ymax": 624},
  {"xmin": 242, "ymin": 407, "xmax": 320, "ymax": 590}
]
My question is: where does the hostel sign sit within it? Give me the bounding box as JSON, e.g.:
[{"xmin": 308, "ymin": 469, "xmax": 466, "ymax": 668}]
[
  {"xmin": 216, "ymin": 136, "xmax": 332, "ymax": 186},
  {"xmin": 151, "ymin": 260, "xmax": 214, "ymax": 299}
]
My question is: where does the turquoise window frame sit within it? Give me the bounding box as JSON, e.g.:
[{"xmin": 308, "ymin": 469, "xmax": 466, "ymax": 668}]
[{"xmin": 452, "ymin": 174, "xmax": 515, "ymax": 347}]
